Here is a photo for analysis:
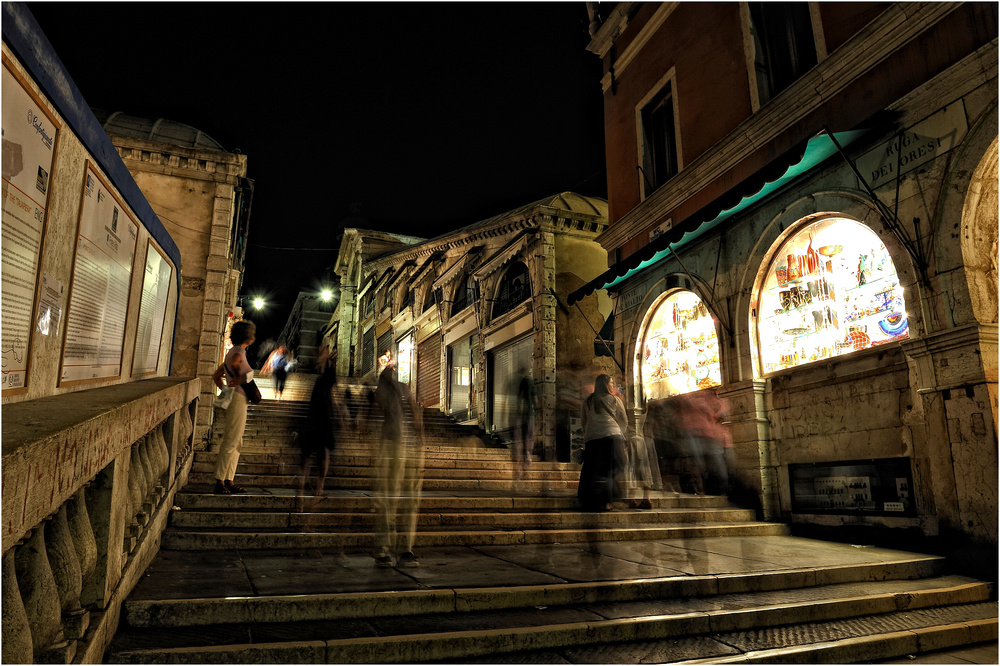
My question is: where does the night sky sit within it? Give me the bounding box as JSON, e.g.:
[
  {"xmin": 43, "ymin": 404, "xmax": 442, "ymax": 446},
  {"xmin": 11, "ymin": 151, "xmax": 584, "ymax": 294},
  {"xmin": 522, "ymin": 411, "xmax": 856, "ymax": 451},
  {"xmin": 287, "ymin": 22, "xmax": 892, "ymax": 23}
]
[{"xmin": 25, "ymin": 2, "xmax": 607, "ymax": 343}]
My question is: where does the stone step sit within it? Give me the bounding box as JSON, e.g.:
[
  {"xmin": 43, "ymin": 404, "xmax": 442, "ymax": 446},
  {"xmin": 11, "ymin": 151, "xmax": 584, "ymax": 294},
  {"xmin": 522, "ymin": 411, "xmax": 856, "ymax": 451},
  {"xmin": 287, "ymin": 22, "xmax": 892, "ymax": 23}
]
[
  {"xmin": 190, "ymin": 461, "xmax": 577, "ymax": 481},
  {"xmin": 172, "ymin": 492, "xmax": 730, "ymax": 512},
  {"xmin": 107, "ymin": 578, "xmax": 995, "ymax": 663},
  {"xmin": 198, "ymin": 446, "xmax": 536, "ymax": 463},
  {"xmin": 186, "ymin": 472, "xmax": 577, "ymax": 492},
  {"xmin": 194, "ymin": 451, "xmax": 570, "ymax": 469},
  {"xmin": 160, "ymin": 521, "xmax": 791, "ymax": 550},
  {"xmin": 121, "ymin": 553, "xmax": 949, "ymax": 627},
  {"xmin": 168, "ymin": 506, "xmax": 759, "ymax": 530}
]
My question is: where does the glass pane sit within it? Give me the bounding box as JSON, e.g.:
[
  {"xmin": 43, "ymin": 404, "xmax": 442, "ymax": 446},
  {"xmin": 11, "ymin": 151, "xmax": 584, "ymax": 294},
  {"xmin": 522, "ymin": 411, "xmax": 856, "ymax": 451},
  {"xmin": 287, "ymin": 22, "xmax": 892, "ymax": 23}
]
[
  {"xmin": 640, "ymin": 290, "xmax": 721, "ymax": 401},
  {"xmin": 755, "ymin": 217, "xmax": 909, "ymax": 375}
]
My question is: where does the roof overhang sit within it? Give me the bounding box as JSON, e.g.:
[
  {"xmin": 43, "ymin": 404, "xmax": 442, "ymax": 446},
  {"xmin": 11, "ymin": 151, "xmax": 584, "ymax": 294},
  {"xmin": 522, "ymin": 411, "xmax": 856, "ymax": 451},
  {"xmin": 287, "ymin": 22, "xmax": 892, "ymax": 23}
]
[{"xmin": 567, "ymin": 128, "xmax": 869, "ymax": 305}]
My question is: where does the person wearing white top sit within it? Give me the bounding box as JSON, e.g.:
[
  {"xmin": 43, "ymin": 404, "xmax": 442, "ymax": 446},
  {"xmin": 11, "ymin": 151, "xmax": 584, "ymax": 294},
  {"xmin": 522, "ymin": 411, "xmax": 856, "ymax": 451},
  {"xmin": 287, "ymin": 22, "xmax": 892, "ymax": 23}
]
[{"xmin": 577, "ymin": 374, "xmax": 630, "ymax": 511}]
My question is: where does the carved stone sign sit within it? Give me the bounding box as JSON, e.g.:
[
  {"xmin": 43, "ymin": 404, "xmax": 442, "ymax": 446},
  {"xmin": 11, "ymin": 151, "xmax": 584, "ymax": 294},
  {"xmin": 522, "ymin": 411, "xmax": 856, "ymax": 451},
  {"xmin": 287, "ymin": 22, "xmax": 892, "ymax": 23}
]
[{"xmin": 857, "ymin": 101, "xmax": 968, "ymax": 190}]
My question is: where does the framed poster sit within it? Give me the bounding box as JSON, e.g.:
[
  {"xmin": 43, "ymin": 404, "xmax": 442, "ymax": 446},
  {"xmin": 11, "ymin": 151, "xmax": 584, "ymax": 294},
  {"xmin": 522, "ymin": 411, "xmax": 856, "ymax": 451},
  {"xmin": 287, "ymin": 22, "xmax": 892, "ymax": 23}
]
[
  {"xmin": 131, "ymin": 241, "xmax": 172, "ymax": 377},
  {"xmin": 60, "ymin": 162, "xmax": 138, "ymax": 385},
  {"xmin": 1, "ymin": 55, "xmax": 61, "ymax": 393}
]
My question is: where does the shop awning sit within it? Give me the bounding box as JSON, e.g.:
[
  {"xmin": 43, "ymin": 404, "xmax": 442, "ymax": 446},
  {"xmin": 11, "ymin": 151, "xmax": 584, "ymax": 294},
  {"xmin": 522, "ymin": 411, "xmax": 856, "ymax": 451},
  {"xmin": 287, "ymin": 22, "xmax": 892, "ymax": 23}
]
[{"xmin": 567, "ymin": 128, "xmax": 868, "ymax": 305}]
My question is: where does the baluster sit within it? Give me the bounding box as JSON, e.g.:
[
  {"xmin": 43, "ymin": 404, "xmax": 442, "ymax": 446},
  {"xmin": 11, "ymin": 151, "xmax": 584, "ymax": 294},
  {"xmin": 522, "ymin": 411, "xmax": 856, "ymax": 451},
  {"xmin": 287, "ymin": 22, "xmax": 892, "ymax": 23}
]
[
  {"xmin": 66, "ymin": 489, "xmax": 97, "ymax": 592},
  {"xmin": 137, "ymin": 435, "xmax": 156, "ymax": 510},
  {"xmin": 129, "ymin": 443, "xmax": 149, "ymax": 527},
  {"xmin": 45, "ymin": 505, "xmax": 89, "ymax": 641},
  {"xmin": 2, "ymin": 547, "xmax": 34, "ymax": 664},
  {"xmin": 14, "ymin": 526, "xmax": 67, "ymax": 661},
  {"xmin": 154, "ymin": 423, "xmax": 170, "ymax": 485}
]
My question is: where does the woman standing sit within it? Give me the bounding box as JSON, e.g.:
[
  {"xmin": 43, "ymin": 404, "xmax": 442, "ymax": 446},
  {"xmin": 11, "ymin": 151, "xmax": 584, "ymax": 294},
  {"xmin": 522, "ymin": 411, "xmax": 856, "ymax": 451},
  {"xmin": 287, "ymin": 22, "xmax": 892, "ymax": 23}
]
[
  {"xmin": 577, "ymin": 374, "xmax": 630, "ymax": 511},
  {"xmin": 211, "ymin": 320, "xmax": 256, "ymax": 495}
]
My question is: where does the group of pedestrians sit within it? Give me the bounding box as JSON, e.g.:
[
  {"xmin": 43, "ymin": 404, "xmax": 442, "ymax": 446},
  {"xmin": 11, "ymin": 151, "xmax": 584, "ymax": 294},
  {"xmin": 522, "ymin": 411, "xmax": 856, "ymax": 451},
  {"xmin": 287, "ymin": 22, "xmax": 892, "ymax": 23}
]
[
  {"xmin": 212, "ymin": 325, "xmax": 425, "ymax": 568},
  {"xmin": 576, "ymin": 373, "xmax": 732, "ymax": 511}
]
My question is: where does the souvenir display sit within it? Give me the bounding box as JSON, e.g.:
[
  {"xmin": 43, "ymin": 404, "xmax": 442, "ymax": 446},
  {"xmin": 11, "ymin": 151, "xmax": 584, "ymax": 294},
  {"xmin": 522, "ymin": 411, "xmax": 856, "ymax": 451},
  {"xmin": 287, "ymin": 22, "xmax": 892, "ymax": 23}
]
[
  {"xmin": 640, "ymin": 290, "xmax": 721, "ymax": 401},
  {"xmin": 756, "ymin": 217, "xmax": 909, "ymax": 375}
]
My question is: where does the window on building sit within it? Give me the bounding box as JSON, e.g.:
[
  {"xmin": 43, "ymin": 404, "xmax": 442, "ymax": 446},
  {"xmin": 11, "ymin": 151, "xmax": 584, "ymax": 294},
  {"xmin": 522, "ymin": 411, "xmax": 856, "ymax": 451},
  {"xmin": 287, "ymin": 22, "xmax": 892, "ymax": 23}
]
[
  {"xmin": 452, "ymin": 274, "xmax": 475, "ymax": 316},
  {"xmin": 747, "ymin": 2, "xmax": 817, "ymax": 105},
  {"xmin": 640, "ymin": 83, "xmax": 679, "ymax": 196},
  {"xmin": 363, "ymin": 292, "xmax": 374, "ymax": 317},
  {"xmin": 754, "ymin": 216, "xmax": 910, "ymax": 376},
  {"xmin": 422, "ymin": 286, "xmax": 436, "ymax": 313},
  {"xmin": 638, "ymin": 290, "xmax": 721, "ymax": 401},
  {"xmin": 491, "ymin": 262, "xmax": 531, "ymax": 319},
  {"xmin": 447, "ymin": 336, "xmax": 473, "ymax": 418}
]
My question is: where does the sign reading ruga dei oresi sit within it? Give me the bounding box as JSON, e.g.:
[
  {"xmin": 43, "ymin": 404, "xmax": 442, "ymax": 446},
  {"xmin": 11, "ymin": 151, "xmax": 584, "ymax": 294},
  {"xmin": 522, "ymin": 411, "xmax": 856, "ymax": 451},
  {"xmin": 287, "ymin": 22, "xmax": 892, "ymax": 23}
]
[
  {"xmin": 857, "ymin": 100, "xmax": 968, "ymax": 190},
  {"xmin": 1, "ymin": 56, "xmax": 60, "ymax": 393}
]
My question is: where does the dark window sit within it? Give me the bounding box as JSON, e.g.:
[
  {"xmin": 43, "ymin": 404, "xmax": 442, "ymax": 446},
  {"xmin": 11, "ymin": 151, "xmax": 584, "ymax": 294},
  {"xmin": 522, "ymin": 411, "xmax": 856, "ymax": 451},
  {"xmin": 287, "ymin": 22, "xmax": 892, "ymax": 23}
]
[
  {"xmin": 491, "ymin": 262, "xmax": 531, "ymax": 319},
  {"xmin": 747, "ymin": 3, "xmax": 817, "ymax": 105},
  {"xmin": 452, "ymin": 274, "xmax": 475, "ymax": 316},
  {"xmin": 640, "ymin": 84, "xmax": 679, "ymax": 196},
  {"xmin": 364, "ymin": 292, "xmax": 374, "ymax": 317},
  {"xmin": 422, "ymin": 286, "xmax": 436, "ymax": 313}
]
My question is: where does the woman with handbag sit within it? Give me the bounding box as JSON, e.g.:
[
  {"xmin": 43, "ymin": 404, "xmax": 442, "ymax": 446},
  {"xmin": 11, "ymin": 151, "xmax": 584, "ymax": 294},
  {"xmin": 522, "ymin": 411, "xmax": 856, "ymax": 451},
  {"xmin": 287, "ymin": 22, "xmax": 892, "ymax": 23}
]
[{"xmin": 211, "ymin": 320, "xmax": 256, "ymax": 495}]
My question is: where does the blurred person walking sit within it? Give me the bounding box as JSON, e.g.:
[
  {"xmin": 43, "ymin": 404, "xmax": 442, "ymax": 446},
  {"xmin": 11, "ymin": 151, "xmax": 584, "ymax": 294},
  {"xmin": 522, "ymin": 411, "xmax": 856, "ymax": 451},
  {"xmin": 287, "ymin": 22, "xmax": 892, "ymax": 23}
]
[
  {"xmin": 296, "ymin": 347, "xmax": 346, "ymax": 500},
  {"xmin": 262, "ymin": 345, "xmax": 291, "ymax": 400},
  {"xmin": 676, "ymin": 389, "xmax": 732, "ymax": 495},
  {"xmin": 577, "ymin": 374, "xmax": 630, "ymax": 511},
  {"xmin": 211, "ymin": 320, "xmax": 256, "ymax": 495},
  {"xmin": 369, "ymin": 361, "xmax": 425, "ymax": 568},
  {"xmin": 512, "ymin": 368, "xmax": 537, "ymax": 480}
]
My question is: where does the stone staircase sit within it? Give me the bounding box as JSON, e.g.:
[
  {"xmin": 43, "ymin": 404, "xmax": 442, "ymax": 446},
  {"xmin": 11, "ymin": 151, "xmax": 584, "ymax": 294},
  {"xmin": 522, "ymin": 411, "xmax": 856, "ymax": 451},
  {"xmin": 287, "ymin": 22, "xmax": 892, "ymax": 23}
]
[{"xmin": 103, "ymin": 377, "xmax": 997, "ymax": 663}]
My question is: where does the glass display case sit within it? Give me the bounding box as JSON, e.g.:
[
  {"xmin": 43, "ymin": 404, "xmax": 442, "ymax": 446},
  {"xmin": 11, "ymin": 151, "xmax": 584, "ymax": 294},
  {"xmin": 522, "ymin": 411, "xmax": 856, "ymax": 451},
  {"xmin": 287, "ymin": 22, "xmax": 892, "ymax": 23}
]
[
  {"xmin": 640, "ymin": 290, "xmax": 721, "ymax": 401},
  {"xmin": 790, "ymin": 457, "xmax": 915, "ymax": 516},
  {"xmin": 756, "ymin": 217, "xmax": 909, "ymax": 375}
]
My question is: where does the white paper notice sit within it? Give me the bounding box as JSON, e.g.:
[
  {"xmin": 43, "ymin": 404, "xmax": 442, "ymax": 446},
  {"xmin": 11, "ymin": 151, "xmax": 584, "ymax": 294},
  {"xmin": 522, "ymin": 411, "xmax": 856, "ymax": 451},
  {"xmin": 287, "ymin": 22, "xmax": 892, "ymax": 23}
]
[
  {"xmin": 2, "ymin": 61, "xmax": 58, "ymax": 392},
  {"xmin": 133, "ymin": 243, "xmax": 172, "ymax": 375},
  {"xmin": 61, "ymin": 165, "xmax": 138, "ymax": 383}
]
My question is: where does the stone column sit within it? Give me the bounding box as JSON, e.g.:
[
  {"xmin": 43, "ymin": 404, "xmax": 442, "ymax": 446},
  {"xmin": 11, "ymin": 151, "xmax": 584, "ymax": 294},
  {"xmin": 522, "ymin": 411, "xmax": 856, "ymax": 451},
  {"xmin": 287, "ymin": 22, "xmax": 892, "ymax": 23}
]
[
  {"xmin": 337, "ymin": 284, "xmax": 358, "ymax": 378},
  {"xmin": 535, "ymin": 229, "xmax": 558, "ymax": 461},
  {"xmin": 718, "ymin": 380, "xmax": 778, "ymax": 520}
]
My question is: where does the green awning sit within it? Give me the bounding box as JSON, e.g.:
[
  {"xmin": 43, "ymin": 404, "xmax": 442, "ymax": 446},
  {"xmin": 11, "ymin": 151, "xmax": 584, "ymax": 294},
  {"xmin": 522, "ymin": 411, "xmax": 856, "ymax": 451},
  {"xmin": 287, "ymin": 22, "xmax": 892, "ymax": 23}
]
[{"xmin": 567, "ymin": 129, "xmax": 868, "ymax": 305}]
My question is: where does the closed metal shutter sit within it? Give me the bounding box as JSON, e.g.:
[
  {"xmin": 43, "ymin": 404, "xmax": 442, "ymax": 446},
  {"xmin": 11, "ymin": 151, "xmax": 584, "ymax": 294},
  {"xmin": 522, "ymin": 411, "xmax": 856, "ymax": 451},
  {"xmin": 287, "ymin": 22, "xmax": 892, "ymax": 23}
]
[
  {"xmin": 416, "ymin": 335, "xmax": 442, "ymax": 407},
  {"xmin": 377, "ymin": 329, "xmax": 393, "ymax": 360},
  {"xmin": 490, "ymin": 335, "xmax": 533, "ymax": 432},
  {"xmin": 362, "ymin": 327, "xmax": 375, "ymax": 374}
]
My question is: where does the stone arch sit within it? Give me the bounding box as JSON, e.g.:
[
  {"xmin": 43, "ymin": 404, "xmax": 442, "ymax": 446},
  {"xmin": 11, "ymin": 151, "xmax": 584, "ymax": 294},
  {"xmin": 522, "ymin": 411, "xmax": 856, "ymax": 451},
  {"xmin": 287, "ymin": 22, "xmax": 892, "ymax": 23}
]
[{"xmin": 960, "ymin": 135, "xmax": 998, "ymax": 325}]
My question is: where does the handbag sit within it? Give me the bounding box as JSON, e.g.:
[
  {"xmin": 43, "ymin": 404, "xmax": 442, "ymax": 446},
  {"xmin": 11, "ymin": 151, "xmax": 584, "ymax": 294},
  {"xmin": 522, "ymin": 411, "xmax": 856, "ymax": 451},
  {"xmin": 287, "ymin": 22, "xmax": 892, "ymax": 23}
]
[{"xmin": 224, "ymin": 363, "xmax": 263, "ymax": 405}]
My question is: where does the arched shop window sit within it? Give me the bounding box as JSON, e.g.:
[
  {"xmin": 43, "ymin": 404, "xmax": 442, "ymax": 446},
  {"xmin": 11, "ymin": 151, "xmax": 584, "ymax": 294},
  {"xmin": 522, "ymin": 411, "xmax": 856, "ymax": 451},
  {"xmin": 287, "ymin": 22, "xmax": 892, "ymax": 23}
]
[
  {"xmin": 492, "ymin": 262, "xmax": 531, "ymax": 319},
  {"xmin": 639, "ymin": 290, "xmax": 722, "ymax": 401},
  {"xmin": 755, "ymin": 216, "xmax": 909, "ymax": 375}
]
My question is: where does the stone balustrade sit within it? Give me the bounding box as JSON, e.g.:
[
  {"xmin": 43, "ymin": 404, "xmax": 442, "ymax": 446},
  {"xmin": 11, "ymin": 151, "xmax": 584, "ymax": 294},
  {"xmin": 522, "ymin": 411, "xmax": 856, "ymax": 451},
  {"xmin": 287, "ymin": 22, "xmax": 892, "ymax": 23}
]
[{"xmin": 1, "ymin": 377, "xmax": 199, "ymax": 664}]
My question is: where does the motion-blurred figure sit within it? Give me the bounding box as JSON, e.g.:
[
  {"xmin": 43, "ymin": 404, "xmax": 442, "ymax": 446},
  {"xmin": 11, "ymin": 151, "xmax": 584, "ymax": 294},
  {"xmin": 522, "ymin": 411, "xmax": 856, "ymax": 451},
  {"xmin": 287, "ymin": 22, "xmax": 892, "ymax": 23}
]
[
  {"xmin": 676, "ymin": 389, "xmax": 732, "ymax": 495},
  {"xmin": 644, "ymin": 396, "xmax": 689, "ymax": 493},
  {"xmin": 369, "ymin": 361, "xmax": 425, "ymax": 568},
  {"xmin": 297, "ymin": 347, "xmax": 346, "ymax": 500},
  {"xmin": 511, "ymin": 367, "xmax": 537, "ymax": 480},
  {"xmin": 577, "ymin": 374, "xmax": 630, "ymax": 511},
  {"xmin": 262, "ymin": 345, "xmax": 292, "ymax": 400}
]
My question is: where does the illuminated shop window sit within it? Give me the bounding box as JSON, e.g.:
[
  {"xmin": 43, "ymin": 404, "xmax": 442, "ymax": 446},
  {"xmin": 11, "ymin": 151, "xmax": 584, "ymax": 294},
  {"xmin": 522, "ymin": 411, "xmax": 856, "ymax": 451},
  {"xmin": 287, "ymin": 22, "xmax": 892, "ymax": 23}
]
[
  {"xmin": 396, "ymin": 333, "xmax": 414, "ymax": 386},
  {"xmin": 639, "ymin": 290, "xmax": 721, "ymax": 401},
  {"xmin": 755, "ymin": 216, "xmax": 909, "ymax": 376}
]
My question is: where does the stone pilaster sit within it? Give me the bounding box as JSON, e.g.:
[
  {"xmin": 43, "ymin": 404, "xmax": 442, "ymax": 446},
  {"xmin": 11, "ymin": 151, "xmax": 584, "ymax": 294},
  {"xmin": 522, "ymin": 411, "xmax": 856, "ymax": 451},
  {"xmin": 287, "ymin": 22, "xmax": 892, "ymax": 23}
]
[
  {"xmin": 901, "ymin": 323, "xmax": 998, "ymax": 545},
  {"xmin": 718, "ymin": 380, "xmax": 779, "ymax": 520},
  {"xmin": 535, "ymin": 230, "xmax": 558, "ymax": 461}
]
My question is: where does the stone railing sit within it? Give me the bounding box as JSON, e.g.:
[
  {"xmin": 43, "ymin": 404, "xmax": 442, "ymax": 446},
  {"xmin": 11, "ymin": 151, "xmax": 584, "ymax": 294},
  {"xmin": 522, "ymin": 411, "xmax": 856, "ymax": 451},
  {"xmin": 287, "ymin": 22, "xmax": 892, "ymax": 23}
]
[{"xmin": 1, "ymin": 377, "xmax": 200, "ymax": 664}]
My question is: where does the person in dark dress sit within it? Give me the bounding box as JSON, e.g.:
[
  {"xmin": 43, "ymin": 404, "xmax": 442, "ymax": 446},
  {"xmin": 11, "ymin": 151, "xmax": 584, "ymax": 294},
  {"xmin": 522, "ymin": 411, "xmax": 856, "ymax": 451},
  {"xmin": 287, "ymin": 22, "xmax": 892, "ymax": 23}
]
[{"xmin": 297, "ymin": 348, "xmax": 344, "ymax": 498}]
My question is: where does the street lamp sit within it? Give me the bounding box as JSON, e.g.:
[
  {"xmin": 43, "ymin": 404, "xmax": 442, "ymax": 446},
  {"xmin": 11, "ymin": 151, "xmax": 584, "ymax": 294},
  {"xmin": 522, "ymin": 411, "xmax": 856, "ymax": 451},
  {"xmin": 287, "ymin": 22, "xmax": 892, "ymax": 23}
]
[
  {"xmin": 320, "ymin": 289, "xmax": 333, "ymax": 302},
  {"xmin": 253, "ymin": 297, "xmax": 265, "ymax": 310}
]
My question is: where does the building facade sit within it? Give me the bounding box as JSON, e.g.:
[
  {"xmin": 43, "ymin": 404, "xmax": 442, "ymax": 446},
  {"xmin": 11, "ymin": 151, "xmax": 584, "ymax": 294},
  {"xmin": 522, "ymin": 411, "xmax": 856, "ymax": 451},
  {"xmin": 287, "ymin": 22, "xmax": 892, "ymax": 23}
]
[
  {"xmin": 571, "ymin": 3, "xmax": 997, "ymax": 545},
  {"xmin": 97, "ymin": 111, "xmax": 252, "ymax": 443},
  {"xmin": 324, "ymin": 193, "xmax": 614, "ymax": 461}
]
